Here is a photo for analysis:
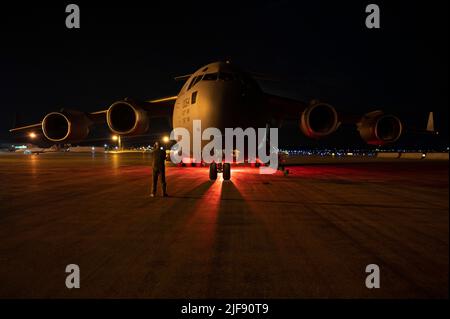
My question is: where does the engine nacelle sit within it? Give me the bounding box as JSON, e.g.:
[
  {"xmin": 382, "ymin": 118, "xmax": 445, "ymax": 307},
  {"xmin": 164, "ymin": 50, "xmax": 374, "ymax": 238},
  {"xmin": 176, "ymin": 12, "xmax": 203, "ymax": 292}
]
[
  {"xmin": 300, "ymin": 102, "xmax": 339, "ymax": 138},
  {"xmin": 357, "ymin": 111, "xmax": 403, "ymax": 145},
  {"xmin": 42, "ymin": 111, "xmax": 90, "ymax": 143},
  {"xmin": 106, "ymin": 100, "xmax": 149, "ymax": 135}
]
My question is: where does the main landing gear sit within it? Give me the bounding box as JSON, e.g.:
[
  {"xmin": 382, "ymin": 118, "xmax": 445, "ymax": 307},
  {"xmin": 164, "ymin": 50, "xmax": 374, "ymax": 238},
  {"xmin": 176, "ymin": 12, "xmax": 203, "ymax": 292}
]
[{"xmin": 209, "ymin": 162, "xmax": 231, "ymax": 181}]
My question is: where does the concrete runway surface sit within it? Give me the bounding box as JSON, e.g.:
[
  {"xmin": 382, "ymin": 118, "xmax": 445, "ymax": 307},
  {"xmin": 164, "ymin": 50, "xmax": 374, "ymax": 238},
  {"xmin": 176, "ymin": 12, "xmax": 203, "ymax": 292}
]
[{"xmin": 0, "ymin": 153, "xmax": 448, "ymax": 298}]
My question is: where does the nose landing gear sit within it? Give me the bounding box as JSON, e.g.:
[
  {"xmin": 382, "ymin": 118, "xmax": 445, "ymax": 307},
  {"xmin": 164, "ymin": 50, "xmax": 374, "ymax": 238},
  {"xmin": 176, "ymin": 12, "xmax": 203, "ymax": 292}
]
[
  {"xmin": 209, "ymin": 162, "xmax": 231, "ymax": 181},
  {"xmin": 223, "ymin": 163, "xmax": 231, "ymax": 180},
  {"xmin": 209, "ymin": 162, "xmax": 218, "ymax": 180}
]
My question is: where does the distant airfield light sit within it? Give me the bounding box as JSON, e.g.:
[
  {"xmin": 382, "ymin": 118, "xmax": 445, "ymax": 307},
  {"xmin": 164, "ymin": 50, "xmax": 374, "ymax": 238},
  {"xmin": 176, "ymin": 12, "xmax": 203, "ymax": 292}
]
[
  {"xmin": 104, "ymin": 144, "xmax": 108, "ymax": 148},
  {"xmin": 162, "ymin": 136, "xmax": 170, "ymax": 143},
  {"xmin": 422, "ymin": 153, "xmax": 426, "ymax": 158},
  {"xmin": 29, "ymin": 132, "xmax": 37, "ymax": 139},
  {"xmin": 347, "ymin": 152, "xmax": 354, "ymax": 156},
  {"xmin": 112, "ymin": 135, "xmax": 119, "ymax": 141}
]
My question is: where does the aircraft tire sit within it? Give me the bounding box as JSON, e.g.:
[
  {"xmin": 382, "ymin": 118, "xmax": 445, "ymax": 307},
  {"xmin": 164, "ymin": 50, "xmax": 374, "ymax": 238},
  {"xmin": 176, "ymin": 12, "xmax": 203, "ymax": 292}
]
[
  {"xmin": 209, "ymin": 162, "xmax": 218, "ymax": 180},
  {"xmin": 223, "ymin": 163, "xmax": 231, "ymax": 180}
]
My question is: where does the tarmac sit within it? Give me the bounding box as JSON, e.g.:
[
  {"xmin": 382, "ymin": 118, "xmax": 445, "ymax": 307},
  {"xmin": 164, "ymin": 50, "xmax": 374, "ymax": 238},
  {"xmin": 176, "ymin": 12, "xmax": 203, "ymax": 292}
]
[{"xmin": 0, "ymin": 152, "xmax": 448, "ymax": 298}]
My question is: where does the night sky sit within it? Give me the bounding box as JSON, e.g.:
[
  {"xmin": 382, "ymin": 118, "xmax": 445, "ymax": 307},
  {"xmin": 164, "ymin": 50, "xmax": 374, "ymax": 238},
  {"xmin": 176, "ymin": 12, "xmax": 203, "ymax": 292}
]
[{"xmin": 0, "ymin": 1, "xmax": 448, "ymax": 148}]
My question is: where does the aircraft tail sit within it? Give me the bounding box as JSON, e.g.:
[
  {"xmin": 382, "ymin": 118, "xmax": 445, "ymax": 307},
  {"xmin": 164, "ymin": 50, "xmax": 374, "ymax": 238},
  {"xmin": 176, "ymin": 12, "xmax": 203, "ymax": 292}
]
[{"xmin": 426, "ymin": 112, "xmax": 435, "ymax": 132}]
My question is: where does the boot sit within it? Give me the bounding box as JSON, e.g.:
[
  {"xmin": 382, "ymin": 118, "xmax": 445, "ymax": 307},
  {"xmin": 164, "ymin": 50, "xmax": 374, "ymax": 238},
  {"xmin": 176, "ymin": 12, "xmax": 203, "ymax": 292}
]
[{"xmin": 162, "ymin": 184, "xmax": 168, "ymax": 197}]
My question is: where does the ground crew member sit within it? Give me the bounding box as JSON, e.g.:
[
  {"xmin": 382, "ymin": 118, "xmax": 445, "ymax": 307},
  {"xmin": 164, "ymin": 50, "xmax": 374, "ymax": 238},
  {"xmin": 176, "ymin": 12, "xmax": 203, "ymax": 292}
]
[{"xmin": 150, "ymin": 141, "xmax": 168, "ymax": 197}]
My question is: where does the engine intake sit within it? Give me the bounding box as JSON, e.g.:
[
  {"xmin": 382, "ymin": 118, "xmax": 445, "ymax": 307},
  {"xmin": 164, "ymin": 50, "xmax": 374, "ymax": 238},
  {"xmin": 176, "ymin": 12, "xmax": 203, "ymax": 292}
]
[
  {"xmin": 300, "ymin": 102, "xmax": 339, "ymax": 138},
  {"xmin": 106, "ymin": 100, "xmax": 149, "ymax": 135},
  {"xmin": 358, "ymin": 111, "xmax": 402, "ymax": 145},
  {"xmin": 42, "ymin": 111, "xmax": 90, "ymax": 142}
]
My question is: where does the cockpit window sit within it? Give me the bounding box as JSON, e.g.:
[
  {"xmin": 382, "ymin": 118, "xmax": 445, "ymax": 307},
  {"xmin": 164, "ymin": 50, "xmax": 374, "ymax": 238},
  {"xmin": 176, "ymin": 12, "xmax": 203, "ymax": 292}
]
[
  {"xmin": 202, "ymin": 73, "xmax": 218, "ymax": 81},
  {"xmin": 187, "ymin": 74, "xmax": 203, "ymax": 90},
  {"xmin": 237, "ymin": 72, "xmax": 259, "ymax": 90},
  {"xmin": 187, "ymin": 77, "xmax": 196, "ymax": 90},
  {"xmin": 193, "ymin": 75, "xmax": 203, "ymax": 85},
  {"xmin": 197, "ymin": 72, "xmax": 236, "ymax": 82},
  {"xmin": 218, "ymin": 72, "xmax": 234, "ymax": 81}
]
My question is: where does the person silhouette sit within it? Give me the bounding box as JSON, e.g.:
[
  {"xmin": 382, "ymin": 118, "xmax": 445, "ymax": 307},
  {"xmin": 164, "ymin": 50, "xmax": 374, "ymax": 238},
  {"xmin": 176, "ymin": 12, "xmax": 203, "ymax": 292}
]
[{"xmin": 150, "ymin": 141, "xmax": 168, "ymax": 197}]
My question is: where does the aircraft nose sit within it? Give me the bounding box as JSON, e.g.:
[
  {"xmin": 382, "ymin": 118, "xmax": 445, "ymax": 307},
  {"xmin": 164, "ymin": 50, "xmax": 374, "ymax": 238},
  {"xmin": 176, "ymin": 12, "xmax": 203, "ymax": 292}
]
[{"xmin": 200, "ymin": 84, "xmax": 241, "ymax": 131}]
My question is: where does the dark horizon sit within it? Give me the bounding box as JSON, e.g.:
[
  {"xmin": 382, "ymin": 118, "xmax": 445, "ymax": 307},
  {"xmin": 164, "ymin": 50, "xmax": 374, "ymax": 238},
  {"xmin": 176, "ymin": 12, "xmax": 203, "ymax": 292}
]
[{"xmin": 0, "ymin": 1, "xmax": 448, "ymax": 148}]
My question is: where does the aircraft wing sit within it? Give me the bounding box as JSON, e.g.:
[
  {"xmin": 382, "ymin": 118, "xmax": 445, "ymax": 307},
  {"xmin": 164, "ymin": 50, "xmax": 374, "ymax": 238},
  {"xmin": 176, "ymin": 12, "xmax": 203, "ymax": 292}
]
[
  {"xmin": 9, "ymin": 95, "xmax": 177, "ymax": 143},
  {"xmin": 142, "ymin": 95, "xmax": 178, "ymax": 117},
  {"xmin": 263, "ymin": 93, "xmax": 423, "ymax": 145},
  {"xmin": 9, "ymin": 123, "xmax": 43, "ymax": 133},
  {"xmin": 264, "ymin": 93, "xmax": 307, "ymax": 121}
]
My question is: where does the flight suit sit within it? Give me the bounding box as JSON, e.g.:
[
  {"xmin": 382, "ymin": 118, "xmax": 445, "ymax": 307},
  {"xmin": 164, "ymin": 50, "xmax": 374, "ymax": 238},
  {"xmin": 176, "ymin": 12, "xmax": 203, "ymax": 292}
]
[{"xmin": 151, "ymin": 148, "xmax": 167, "ymax": 196}]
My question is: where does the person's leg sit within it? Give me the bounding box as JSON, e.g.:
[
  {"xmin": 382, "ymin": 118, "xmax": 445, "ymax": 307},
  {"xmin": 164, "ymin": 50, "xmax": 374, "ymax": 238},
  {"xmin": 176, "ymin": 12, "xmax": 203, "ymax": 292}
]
[
  {"xmin": 151, "ymin": 169, "xmax": 159, "ymax": 196},
  {"xmin": 160, "ymin": 168, "xmax": 167, "ymax": 196}
]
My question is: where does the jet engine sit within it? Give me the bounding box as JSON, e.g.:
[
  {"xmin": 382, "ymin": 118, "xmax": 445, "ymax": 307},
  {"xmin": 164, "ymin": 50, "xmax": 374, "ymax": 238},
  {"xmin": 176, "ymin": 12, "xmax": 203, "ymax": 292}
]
[
  {"xmin": 41, "ymin": 111, "xmax": 90, "ymax": 142},
  {"xmin": 300, "ymin": 102, "xmax": 339, "ymax": 138},
  {"xmin": 106, "ymin": 100, "xmax": 149, "ymax": 135},
  {"xmin": 357, "ymin": 111, "xmax": 402, "ymax": 145}
]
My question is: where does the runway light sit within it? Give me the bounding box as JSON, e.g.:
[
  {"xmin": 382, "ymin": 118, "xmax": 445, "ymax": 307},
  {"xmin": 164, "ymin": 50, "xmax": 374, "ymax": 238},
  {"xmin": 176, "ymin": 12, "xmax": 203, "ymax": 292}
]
[
  {"xmin": 162, "ymin": 136, "xmax": 170, "ymax": 143},
  {"xmin": 422, "ymin": 153, "xmax": 426, "ymax": 158},
  {"xmin": 29, "ymin": 132, "xmax": 37, "ymax": 139}
]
